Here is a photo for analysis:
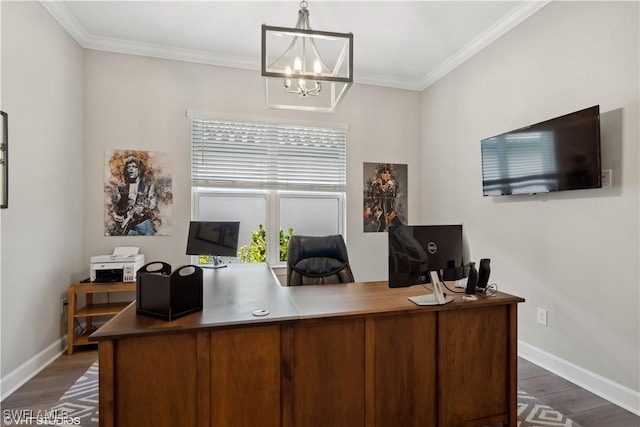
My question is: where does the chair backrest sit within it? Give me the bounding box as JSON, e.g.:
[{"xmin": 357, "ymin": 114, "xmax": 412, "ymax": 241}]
[{"xmin": 286, "ymin": 234, "xmax": 355, "ymax": 286}]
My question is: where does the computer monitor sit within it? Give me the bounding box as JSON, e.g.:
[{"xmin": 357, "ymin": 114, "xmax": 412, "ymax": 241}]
[
  {"xmin": 186, "ymin": 221, "xmax": 240, "ymax": 268},
  {"xmin": 388, "ymin": 224, "xmax": 467, "ymax": 305}
]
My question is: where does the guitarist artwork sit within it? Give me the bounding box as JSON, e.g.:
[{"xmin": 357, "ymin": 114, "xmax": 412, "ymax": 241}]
[{"xmin": 105, "ymin": 150, "xmax": 172, "ymax": 236}]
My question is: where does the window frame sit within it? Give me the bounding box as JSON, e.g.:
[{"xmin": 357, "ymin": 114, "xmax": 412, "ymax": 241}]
[
  {"xmin": 192, "ymin": 189, "xmax": 345, "ymax": 267},
  {"xmin": 189, "ymin": 112, "xmax": 348, "ymax": 267}
]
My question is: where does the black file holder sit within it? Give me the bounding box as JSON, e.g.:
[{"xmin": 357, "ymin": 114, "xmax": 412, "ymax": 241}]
[{"xmin": 136, "ymin": 262, "xmax": 203, "ymax": 321}]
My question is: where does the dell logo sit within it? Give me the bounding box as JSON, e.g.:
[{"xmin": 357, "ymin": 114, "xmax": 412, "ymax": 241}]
[{"xmin": 427, "ymin": 241, "xmax": 437, "ymax": 254}]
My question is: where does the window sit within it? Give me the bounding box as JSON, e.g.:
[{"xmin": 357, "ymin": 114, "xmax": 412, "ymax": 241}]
[{"xmin": 190, "ymin": 112, "xmax": 347, "ymax": 266}]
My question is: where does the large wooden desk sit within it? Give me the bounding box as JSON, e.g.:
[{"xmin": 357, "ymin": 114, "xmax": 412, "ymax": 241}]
[{"xmin": 91, "ymin": 263, "xmax": 524, "ymax": 427}]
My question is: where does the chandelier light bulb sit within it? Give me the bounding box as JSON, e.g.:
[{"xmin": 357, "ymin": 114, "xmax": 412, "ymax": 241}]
[
  {"xmin": 313, "ymin": 59, "xmax": 321, "ymax": 75},
  {"xmin": 284, "ymin": 65, "xmax": 293, "ymax": 88},
  {"xmin": 294, "ymin": 57, "xmax": 302, "ymax": 73}
]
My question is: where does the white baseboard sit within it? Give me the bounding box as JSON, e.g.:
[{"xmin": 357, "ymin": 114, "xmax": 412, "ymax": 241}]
[
  {"xmin": 1, "ymin": 336, "xmax": 67, "ymax": 401},
  {"xmin": 518, "ymin": 340, "xmax": 640, "ymax": 416}
]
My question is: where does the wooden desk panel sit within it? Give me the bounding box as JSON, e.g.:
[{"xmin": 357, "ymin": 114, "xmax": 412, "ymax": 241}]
[
  {"xmin": 211, "ymin": 325, "xmax": 281, "ymax": 427},
  {"xmin": 286, "ymin": 318, "xmax": 365, "ymax": 427},
  {"xmin": 368, "ymin": 311, "xmax": 437, "ymax": 427},
  {"xmin": 92, "ymin": 264, "xmax": 524, "ymax": 427},
  {"xmin": 114, "ymin": 333, "xmax": 199, "ymax": 427},
  {"xmin": 439, "ymin": 305, "xmax": 512, "ymax": 426}
]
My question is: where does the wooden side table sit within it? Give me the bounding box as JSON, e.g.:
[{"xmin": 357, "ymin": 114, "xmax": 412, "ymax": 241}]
[{"xmin": 67, "ymin": 281, "xmax": 135, "ymax": 355}]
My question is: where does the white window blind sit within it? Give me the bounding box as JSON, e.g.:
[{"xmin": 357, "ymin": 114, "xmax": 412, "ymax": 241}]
[{"xmin": 191, "ymin": 117, "xmax": 347, "ymax": 192}]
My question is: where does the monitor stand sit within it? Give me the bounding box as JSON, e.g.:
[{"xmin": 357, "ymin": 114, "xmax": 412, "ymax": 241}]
[
  {"xmin": 202, "ymin": 256, "xmax": 228, "ymax": 269},
  {"xmin": 408, "ymin": 271, "xmax": 454, "ymax": 306}
]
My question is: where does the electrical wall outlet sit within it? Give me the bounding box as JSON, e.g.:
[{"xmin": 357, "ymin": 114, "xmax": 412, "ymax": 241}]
[
  {"xmin": 537, "ymin": 307, "xmax": 548, "ymax": 326},
  {"xmin": 61, "ymin": 298, "xmax": 68, "ymax": 315},
  {"xmin": 601, "ymin": 169, "xmax": 612, "ymax": 188}
]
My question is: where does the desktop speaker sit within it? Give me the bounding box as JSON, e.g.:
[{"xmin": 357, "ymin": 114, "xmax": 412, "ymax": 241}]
[
  {"xmin": 477, "ymin": 258, "xmax": 491, "ymax": 289},
  {"xmin": 465, "ymin": 262, "xmax": 477, "ymax": 296}
]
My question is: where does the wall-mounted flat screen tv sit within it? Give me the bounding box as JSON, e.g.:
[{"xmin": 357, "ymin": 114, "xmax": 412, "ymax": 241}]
[{"xmin": 481, "ymin": 105, "xmax": 601, "ymax": 196}]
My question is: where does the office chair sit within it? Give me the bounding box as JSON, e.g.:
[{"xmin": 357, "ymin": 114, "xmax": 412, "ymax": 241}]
[{"xmin": 286, "ymin": 235, "xmax": 355, "ymax": 286}]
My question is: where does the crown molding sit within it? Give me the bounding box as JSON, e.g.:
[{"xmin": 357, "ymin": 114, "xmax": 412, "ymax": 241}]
[
  {"xmin": 354, "ymin": 72, "xmax": 424, "ymax": 91},
  {"xmin": 419, "ymin": 0, "xmax": 551, "ymax": 91},
  {"xmin": 39, "ymin": 0, "xmax": 259, "ymax": 70},
  {"xmin": 40, "ymin": 0, "xmax": 90, "ymax": 46},
  {"xmin": 86, "ymin": 36, "xmax": 259, "ymax": 70},
  {"xmin": 40, "ymin": 0, "xmax": 551, "ymax": 92}
]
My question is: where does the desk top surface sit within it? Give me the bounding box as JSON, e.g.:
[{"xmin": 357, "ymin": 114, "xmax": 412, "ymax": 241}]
[{"xmin": 91, "ymin": 263, "xmax": 524, "ymax": 341}]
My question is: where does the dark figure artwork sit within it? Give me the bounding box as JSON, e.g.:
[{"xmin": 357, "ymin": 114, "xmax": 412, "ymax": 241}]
[
  {"xmin": 104, "ymin": 149, "xmax": 173, "ymax": 236},
  {"xmin": 363, "ymin": 163, "xmax": 407, "ymax": 232}
]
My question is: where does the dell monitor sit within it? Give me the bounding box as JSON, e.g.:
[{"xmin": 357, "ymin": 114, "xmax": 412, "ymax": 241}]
[
  {"xmin": 388, "ymin": 224, "xmax": 467, "ymax": 306},
  {"xmin": 186, "ymin": 221, "xmax": 240, "ymax": 268}
]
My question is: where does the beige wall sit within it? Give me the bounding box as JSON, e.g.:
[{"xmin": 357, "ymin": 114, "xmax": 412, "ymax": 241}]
[
  {"xmin": 0, "ymin": 2, "xmax": 422, "ymax": 394},
  {"xmin": 420, "ymin": 0, "xmax": 639, "ymax": 406},
  {"xmin": 81, "ymin": 51, "xmax": 423, "ymax": 283},
  {"xmin": 1, "ymin": 1, "xmax": 84, "ymax": 394},
  {"xmin": 1, "ymin": 0, "xmax": 638, "ymax": 413}
]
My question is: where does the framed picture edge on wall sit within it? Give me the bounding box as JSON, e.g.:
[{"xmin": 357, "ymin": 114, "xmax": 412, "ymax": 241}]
[{"xmin": 0, "ymin": 111, "xmax": 8, "ymax": 209}]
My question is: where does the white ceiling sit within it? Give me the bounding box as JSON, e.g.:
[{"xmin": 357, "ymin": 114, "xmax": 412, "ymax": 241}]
[{"xmin": 41, "ymin": 0, "xmax": 550, "ymax": 91}]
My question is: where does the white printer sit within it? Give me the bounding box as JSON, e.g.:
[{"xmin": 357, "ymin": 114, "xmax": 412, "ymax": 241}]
[{"xmin": 90, "ymin": 247, "xmax": 145, "ymax": 282}]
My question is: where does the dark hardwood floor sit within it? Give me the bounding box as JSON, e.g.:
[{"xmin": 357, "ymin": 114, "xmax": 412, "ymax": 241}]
[
  {"xmin": 518, "ymin": 358, "xmax": 639, "ymax": 427},
  {"xmin": 2, "ymin": 346, "xmax": 638, "ymax": 427},
  {"xmin": 1, "ymin": 348, "xmax": 97, "ymax": 426}
]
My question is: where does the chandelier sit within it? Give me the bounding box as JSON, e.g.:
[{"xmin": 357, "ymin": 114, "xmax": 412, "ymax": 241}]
[{"xmin": 261, "ymin": 1, "xmax": 353, "ymax": 112}]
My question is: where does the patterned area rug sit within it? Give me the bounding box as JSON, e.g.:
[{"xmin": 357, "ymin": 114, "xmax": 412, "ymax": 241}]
[
  {"xmin": 50, "ymin": 363, "xmax": 98, "ymax": 427},
  {"xmin": 51, "ymin": 362, "xmax": 580, "ymax": 427},
  {"xmin": 517, "ymin": 389, "xmax": 581, "ymax": 427}
]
